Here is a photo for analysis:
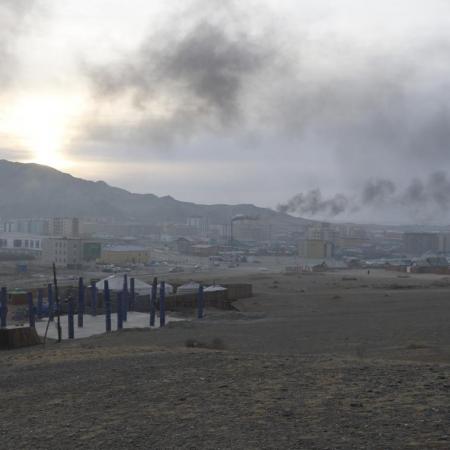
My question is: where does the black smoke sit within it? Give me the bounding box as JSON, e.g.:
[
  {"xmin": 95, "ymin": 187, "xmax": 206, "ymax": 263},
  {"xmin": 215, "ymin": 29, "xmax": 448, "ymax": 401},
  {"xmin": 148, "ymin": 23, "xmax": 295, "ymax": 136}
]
[
  {"xmin": 362, "ymin": 179, "xmax": 396, "ymax": 204},
  {"xmin": 84, "ymin": 1, "xmax": 272, "ymax": 144},
  {"xmin": 279, "ymin": 172, "xmax": 450, "ymax": 218},
  {"xmin": 277, "ymin": 189, "xmax": 350, "ymax": 217}
]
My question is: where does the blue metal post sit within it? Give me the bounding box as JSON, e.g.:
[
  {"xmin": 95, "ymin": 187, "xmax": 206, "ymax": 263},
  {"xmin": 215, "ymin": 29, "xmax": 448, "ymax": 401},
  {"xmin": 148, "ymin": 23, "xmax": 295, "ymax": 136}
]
[
  {"xmin": 150, "ymin": 277, "xmax": 157, "ymax": 327},
  {"xmin": 27, "ymin": 292, "xmax": 35, "ymax": 328},
  {"xmin": 117, "ymin": 292, "xmax": 123, "ymax": 330},
  {"xmin": 0, "ymin": 287, "xmax": 7, "ymax": 328},
  {"xmin": 68, "ymin": 296, "xmax": 74, "ymax": 339},
  {"xmin": 104, "ymin": 280, "xmax": 111, "ymax": 332},
  {"xmin": 78, "ymin": 277, "xmax": 84, "ymax": 328},
  {"xmin": 159, "ymin": 281, "xmax": 166, "ymax": 327},
  {"xmin": 37, "ymin": 288, "xmax": 43, "ymax": 319},
  {"xmin": 122, "ymin": 290, "xmax": 128, "ymax": 322},
  {"xmin": 122, "ymin": 274, "xmax": 128, "ymax": 322},
  {"xmin": 130, "ymin": 277, "xmax": 135, "ymax": 311},
  {"xmin": 197, "ymin": 285, "xmax": 204, "ymax": 319},
  {"xmin": 91, "ymin": 284, "xmax": 97, "ymax": 316},
  {"xmin": 48, "ymin": 283, "xmax": 54, "ymax": 321}
]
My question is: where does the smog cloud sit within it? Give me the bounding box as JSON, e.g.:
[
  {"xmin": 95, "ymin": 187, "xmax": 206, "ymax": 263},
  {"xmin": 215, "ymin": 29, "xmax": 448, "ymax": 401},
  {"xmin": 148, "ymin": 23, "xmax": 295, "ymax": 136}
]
[
  {"xmin": 81, "ymin": 0, "xmax": 450, "ymax": 175},
  {"xmin": 0, "ymin": 0, "xmax": 37, "ymax": 85}
]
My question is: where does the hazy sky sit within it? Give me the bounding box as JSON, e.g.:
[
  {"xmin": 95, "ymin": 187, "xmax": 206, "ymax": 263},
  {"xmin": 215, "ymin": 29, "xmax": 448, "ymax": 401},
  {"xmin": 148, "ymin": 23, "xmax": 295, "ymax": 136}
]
[{"xmin": 1, "ymin": 0, "xmax": 450, "ymax": 223}]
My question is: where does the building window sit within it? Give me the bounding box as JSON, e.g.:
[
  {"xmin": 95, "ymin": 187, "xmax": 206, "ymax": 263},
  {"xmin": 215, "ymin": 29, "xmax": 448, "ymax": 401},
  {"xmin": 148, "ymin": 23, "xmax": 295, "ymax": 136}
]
[{"xmin": 13, "ymin": 240, "xmax": 22, "ymax": 248}]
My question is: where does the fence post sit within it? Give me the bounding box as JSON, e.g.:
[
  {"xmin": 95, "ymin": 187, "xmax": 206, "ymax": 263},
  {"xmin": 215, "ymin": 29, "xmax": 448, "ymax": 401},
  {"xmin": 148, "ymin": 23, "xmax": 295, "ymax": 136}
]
[
  {"xmin": 197, "ymin": 285, "xmax": 204, "ymax": 319},
  {"xmin": 104, "ymin": 280, "xmax": 111, "ymax": 332},
  {"xmin": 117, "ymin": 292, "xmax": 123, "ymax": 330},
  {"xmin": 48, "ymin": 283, "xmax": 54, "ymax": 321},
  {"xmin": 0, "ymin": 287, "xmax": 7, "ymax": 328},
  {"xmin": 27, "ymin": 292, "xmax": 35, "ymax": 328},
  {"xmin": 37, "ymin": 288, "xmax": 43, "ymax": 319},
  {"xmin": 91, "ymin": 284, "xmax": 97, "ymax": 316},
  {"xmin": 130, "ymin": 277, "xmax": 135, "ymax": 311},
  {"xmin": 68, "ymin": 296, "xmax": 74, "ymax": 339},
  {"xmin": 150, "ymin": 277, "xmax": 157, "ymax": 327},
  {"xmin": 78, "ymin": 277, "xmax": 84, "ymax": 327},
  {"xmin": 159, "ymin": 281, "xmax": 165, "ymax": 327}
]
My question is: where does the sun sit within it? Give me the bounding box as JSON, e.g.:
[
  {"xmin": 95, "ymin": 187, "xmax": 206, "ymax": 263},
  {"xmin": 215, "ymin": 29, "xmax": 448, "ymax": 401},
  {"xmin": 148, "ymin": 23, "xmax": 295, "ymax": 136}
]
[{"xmin": 2, "ymin": 93, "xmax": 83, "ymax": 169}]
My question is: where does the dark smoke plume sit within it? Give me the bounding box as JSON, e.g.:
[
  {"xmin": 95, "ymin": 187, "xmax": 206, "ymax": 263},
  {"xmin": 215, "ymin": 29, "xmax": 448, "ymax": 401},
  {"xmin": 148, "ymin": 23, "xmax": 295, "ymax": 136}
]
[
  {"xmin": 279, "ymin": 172, "xmax": 450, "ymax": 218},
  {"xmin": 277, "ymin": 189, "xmax": 350, "ymax": 217},
  {"xmin": 84, "ymin": 1, "xmax": 272, "ymax": 144},
  {"xmin": 401, "ymin": 171, "xmax": 450, "ymax": 209},
  {"xmin": 362, "ymin": 179, "xmax": 396, "ymax": 203},
  {"xmin": 79, "ymin": 0, "xmax": 450, "ymax": 201}
]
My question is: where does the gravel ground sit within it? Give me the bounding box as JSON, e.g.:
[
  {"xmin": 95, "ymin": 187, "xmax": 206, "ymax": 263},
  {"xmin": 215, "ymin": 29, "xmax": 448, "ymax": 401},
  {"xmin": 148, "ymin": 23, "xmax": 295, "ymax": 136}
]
[
  {"xmin": 1, "ymin": 268, "xmax": 450, "ymax": 449},
  {"xmin": 0, "ymin": 343, "xmax": 449, "ymax": 449}
]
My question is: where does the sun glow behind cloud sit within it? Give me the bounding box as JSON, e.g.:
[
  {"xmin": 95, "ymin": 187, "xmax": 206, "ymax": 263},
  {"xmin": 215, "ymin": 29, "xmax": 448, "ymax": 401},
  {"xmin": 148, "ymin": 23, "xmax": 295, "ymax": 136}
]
[{"xmin": 0, "ymin": 92, "xmax": 85, "ymax": 170}]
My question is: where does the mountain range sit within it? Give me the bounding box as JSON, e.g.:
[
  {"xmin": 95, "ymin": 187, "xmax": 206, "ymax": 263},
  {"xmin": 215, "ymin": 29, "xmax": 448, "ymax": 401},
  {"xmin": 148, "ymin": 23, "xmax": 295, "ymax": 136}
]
[{"xmin": 0, "ymin": 160, "xmax": 307, "ymax": 229}]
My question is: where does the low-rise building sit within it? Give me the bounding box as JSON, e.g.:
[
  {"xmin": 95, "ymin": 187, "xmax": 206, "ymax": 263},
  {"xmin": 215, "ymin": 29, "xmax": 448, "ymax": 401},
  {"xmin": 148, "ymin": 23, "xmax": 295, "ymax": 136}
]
[
  {"xmin": 101, "ymin": 245, "xmax": 150, "ymax": 265},
  {"xmin": 41, "ymin": 237, "xmax": 102, "ymax": 268},
  {"xmin": 42, "ymin": 237, "xmax": 83, "ymax": 268}
]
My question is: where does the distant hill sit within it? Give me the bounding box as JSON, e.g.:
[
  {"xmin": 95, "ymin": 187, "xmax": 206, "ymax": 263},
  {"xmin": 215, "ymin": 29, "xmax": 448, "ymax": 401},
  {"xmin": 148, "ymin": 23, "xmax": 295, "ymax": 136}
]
[{"xmin": 0, "ymin": 160, "xmax": 308, "ymax": 228}]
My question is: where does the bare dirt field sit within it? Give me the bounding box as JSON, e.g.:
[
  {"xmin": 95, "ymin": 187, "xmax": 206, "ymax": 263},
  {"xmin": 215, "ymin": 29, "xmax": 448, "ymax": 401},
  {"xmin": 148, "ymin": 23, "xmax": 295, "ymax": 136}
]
[{"xmin": 1, "ymin": 268, "xmax": 449, "ymax": 449}]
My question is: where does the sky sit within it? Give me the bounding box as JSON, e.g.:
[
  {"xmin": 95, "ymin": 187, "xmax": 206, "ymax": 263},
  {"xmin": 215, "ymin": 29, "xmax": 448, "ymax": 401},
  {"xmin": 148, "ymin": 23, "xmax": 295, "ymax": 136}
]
[{"xmin": 1, "ymin": 0, "xmax": 450, "ymax": 224}]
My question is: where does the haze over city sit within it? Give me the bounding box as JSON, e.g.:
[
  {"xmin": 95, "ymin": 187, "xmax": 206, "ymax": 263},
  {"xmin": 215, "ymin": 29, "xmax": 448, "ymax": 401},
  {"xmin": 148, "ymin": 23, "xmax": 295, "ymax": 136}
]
[{"xmin": 1, "ymin": 0, "xmax": 450, "ymax": 224}]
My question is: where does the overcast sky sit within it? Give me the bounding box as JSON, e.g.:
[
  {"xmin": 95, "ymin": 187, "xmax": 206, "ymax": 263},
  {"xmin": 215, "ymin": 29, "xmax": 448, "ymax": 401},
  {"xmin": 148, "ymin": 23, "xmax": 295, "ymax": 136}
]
[{"xmin": 1, "ymin": 0, "xmax": 450, "ymax": 224}]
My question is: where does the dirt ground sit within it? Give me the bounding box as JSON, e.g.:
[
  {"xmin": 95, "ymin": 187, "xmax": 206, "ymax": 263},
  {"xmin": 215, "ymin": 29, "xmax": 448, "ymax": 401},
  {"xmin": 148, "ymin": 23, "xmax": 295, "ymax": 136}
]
[{"xmin": 1, "ymin": 268, "xmax": 449, "ymax": 449}]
